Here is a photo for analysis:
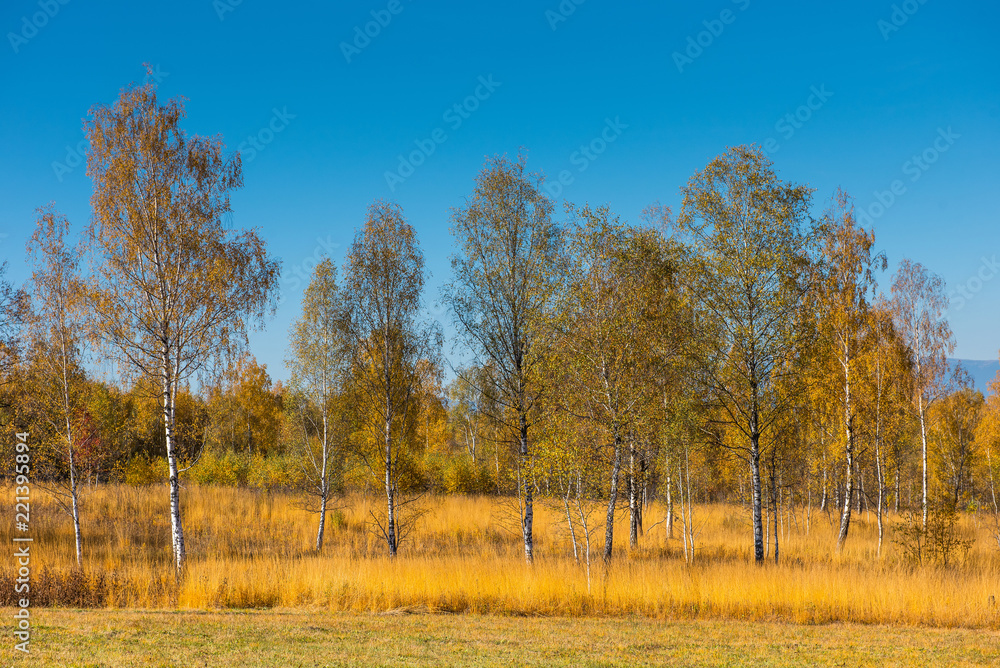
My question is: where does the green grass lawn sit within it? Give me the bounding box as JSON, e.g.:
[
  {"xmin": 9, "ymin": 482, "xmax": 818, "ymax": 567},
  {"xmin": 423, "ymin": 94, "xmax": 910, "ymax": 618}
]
[{"xmin": 6, "ymin": 609, "xmax": 999, "ymax": 667}]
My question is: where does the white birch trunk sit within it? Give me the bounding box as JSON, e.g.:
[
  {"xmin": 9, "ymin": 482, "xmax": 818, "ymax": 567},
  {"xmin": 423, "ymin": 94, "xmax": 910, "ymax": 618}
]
[
  {"xmin": 162, "ymin": 347, "xmax": 186, "ymax": 576},
  {"xmin": 918, "ymin": 392, "xmax": 929, "ymax": 528},
  {"xmin": 750, "ymin": 426, "xmax": 764, "ymax": 563},
  {"xmin": 520, "ymin": 411, "xmax": 533, "ymax": 564},
  {"xmin": 603, "ymin": 435, "xmax": 622, "ymax": 563},
  {"xmin": 316, "ymin": 404, "xmax": 329, "ymax": 551},
  {"xmin": 385, "ymin": 411, "xmax": 397, "ymax": 557}
]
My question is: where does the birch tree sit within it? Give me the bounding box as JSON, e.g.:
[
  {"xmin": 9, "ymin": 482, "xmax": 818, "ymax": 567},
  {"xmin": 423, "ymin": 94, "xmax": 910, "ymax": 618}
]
[
  {"xmin": 535, "ymin": 403, "xmax": 602, "ymax": 590},
  {"xmin": 343, "ymin": 200, "xmax": 439, "ymax": 557},
  {"xmin": 553, "ymin": 204, "xmax": 675, "ymax": 561},
  {"xmin": 447, "ymin": 368, "xmax": 489, "ymax": 464},
  {"xmin": 976, "ymin": 365, "xmax": 1000, "ymax": 514},
  {"xmin": 889, "ymin": 259, "xmax": 954, "ymax": 528},
  {"xmin": 862, "ymin": 304, "xmax": 913, "ymax": 554},
  {"xmin": 814, "ymin": 190, "xmax": 886, "ymax": 549},
  {"xmin": 84, "ymin": 73, "xmax": 279, "ymax": 574},
  {"xmin": 930, "ymin": 384, "xmax": 982, "ymax": 509},
  {"xmin": 288, "ymin": 258, "xmax": 348, "ymax": 550},
  {"xmin": 676, "ymin": 145, "xmax": 817, "ymax": 563},
  {"xmin": 443, "ymin": 154, "xmax": 559, "ymax": 564},
  {"xmin": 24, "ymin": 206, "xmax": 87, "ymax": 566},
  {"xmin": 660, "ymin": 384, "xmax": 704, "ymax": 564}
]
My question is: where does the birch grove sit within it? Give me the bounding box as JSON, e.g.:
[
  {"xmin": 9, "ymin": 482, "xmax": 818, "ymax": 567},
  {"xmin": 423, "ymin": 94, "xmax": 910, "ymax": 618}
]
[{"xmin": 6, "ymin": 86, "xmax": 996, "ymax": 579}]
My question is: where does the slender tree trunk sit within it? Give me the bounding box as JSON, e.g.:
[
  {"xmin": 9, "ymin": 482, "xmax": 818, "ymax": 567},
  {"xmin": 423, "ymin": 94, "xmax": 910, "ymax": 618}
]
[
  {"xmin": 874, "ymin": 350, "xmax": 885, "ymax": 554},
  {"xmin": 780, "ymin": 472, "xmax": 787, "ymax": 546},
  {"xmin": 772, "ymin": 467, "xmax": 779, "ymax": 565},
  {"xmin": 637, "ymin": 486, "xmax": 644, "ymax": 539},
  {"xmin": 564, "ymin": 484, "xmax": 579, "ymax": 563},
  {"xmin": 820, "ymin": 452, "xmax": 828, "ymax": 513},
  {"xmin": 875, "ymin": 444, "xmax": 884, "ymax": 556},
  {"xmin": 764, "ymin": 488, "xmax": 770, "ymax": 559},
  {"xmin": 68, "ymin": 445, "xmax": 82, "ymax": 566},
  {"xmin": 665, "ymin": 450, "xmax": 674, "ymax": 539},
  {"xmin": 750, "ymin": 429, "xmax": 764, "ymax": 563},
  {"xmin": 918, "ymin": 393, "xmax": 929, "ymax": 528},
  {"xmin": 837, "ymin": 365, "xmax": 854, "ymax": 550},
  {"xmin": 316, "ymin": 410, "xmax": 329, "ymax": 551},
  {"xmin": 316, "ymin": 486, "xmax": 328, "ymax": 551},
  {"xmin": 384, "ymin": 413, "xmax": 397, "ymax": 557},
  {"xmin": 520, "ymin": 411, "xmax": 533, "ymax": 564},
  {"xmin": 162, "ymin": 349, "xmax": 185, "ymax": 577},
  {"xmin": 629, "ymin": 444, "xmax": 639, "ymax": 549},
  {"xmin": 680, "ymin": 442, "xmax": 696, "ymax": 564},
  {"xmin": 641, "ymin": 465, "xmax": 648, "ymax": 522},
  {"xmin": 766, "ymin": 449, "xmax": 778, "ymax": 564},
  {"xmin": 679, "ymin": 460, "xmax": 689, "ymax": 563},
  {"xmin": 494, "ymin": 424, "xmax": 502, "ymax": 494},
  {"xmin": 70, "ymin": 466, "xmax": 82, "ymax": 567},
  {"xmin": 987, "ymin": 448, "xmax": 998, "ymax": 514},
  {"xmin": 837, "ymin": 446, "xmax": 853, "ymax": 550},
  {"xmin": 575, "ymin": 474, "xmax": 592, "ymax": 594},
  {"xmin": 806, "ymin": 475, "xmax": 812, "ymax": 535},
  {"xmin": 603, "ymin": 436, "xmax": 622, "ymax": 563},
  {"xmin": 59, "ymin": 330, "xmax": 83, "ymax": 568}
]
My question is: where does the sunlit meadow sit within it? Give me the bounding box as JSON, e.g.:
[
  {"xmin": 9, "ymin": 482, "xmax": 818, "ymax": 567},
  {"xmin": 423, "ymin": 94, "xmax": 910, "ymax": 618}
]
[{"xmin": 3, "ymin": 484, "xmax": 998, "ymax": 628}]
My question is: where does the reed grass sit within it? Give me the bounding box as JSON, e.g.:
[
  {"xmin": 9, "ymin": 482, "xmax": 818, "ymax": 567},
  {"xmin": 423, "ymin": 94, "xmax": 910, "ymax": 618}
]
[{"xmin": 2, "ymin": 484, "xmax": 998, "ymax": 627}]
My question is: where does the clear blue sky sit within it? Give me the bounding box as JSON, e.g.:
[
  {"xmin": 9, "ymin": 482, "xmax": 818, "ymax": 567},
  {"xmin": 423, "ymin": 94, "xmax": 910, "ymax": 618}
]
[{"xmin": 2, "ymin": 0, "xmax": 998, "ymax": 382}]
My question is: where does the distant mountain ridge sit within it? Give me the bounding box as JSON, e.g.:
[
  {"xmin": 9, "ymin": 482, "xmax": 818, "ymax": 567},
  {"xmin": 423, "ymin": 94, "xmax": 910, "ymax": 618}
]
[{"xmin": 949, "ymin": 358, "xmax": 999, "ymax": 395}]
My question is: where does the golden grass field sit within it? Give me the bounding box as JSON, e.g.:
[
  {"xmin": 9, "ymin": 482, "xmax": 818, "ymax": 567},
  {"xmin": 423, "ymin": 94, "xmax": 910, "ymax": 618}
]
[{"xmin": 2, "ymin": 483, "xmax": 999, "ymax": 629}]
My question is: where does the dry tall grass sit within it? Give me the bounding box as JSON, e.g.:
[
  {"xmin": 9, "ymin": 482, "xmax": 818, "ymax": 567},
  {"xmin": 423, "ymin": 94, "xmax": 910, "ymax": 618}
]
[{"xmin": 2, "ymin": 484, "xmax": 999, "ymax": 627}]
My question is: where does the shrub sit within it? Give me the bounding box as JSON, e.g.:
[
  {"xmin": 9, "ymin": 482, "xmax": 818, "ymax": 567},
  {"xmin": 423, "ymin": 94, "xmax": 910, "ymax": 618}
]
[
  {"xmin": 115, "ymin": 454, "xmax": 168, "ymax": 485},
  {"xmin": 894, "ymin": 504, "xmax": 975, "ymax": 567},
  {"xmin": 426, "ymin": 452, "xmax": 494, "ymax": 495},
  {"xmin": 185, "ymin": 449, "xmax": 249, "ymax": 486},
  {"xmin": 247, "ymin": 452, "xmax": 307, "ymax": 491}
]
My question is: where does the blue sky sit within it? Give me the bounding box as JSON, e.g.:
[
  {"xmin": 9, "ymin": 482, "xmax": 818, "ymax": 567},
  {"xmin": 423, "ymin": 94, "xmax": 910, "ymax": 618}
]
[{"xmin": 2, "ymin": 0, "xmax": 998, "ymax": 382}]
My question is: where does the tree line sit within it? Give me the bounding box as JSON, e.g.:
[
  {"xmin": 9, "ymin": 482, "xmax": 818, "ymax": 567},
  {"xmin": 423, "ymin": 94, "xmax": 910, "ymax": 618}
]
[{"xmin": 2, "ymin": 73, "xmax": 998, "ymax": 576}]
